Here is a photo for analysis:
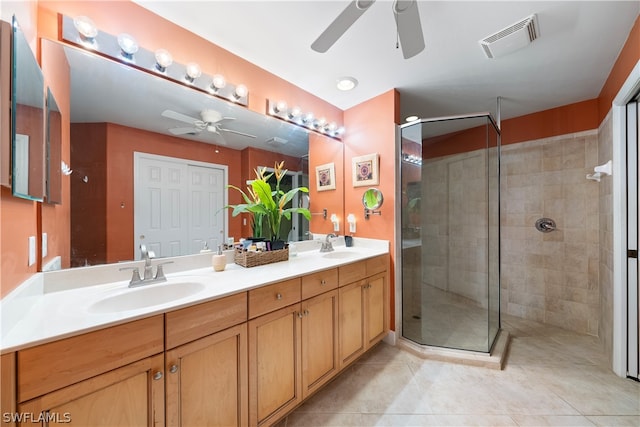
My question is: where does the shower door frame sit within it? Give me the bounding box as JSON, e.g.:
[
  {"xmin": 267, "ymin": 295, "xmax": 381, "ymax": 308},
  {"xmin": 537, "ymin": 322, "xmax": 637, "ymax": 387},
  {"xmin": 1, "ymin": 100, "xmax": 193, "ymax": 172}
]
[{"xmin": 395, "ymin": 112, "xmax": 501, "ymax": 353}]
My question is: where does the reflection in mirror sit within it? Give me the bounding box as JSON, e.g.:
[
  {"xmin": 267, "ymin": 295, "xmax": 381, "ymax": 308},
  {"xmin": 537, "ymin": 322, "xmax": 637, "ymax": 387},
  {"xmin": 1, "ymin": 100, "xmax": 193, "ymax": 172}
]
[
  {"xmin": 12, "ymin": 16, "xmax": 45, "ymax": 201},
  {"xmin": 362, "ymin": 188, "xmax": 383, "ymax": 210},
  {"xmin": 363, "ymin": 188, "xmax": 383, "ymax": 220},
  {"xmin": 46, "ymin": 87, "xmax": 62, "ymax": 203},
  {"xmin": 41, "ymin": 39, "xmax": 331, "ymax": 269}
]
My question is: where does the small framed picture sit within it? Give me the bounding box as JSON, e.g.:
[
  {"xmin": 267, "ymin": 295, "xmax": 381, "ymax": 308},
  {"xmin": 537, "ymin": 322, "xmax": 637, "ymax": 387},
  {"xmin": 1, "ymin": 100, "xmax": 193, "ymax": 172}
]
[
  {"xmin": 315, "ymin": 162, "xmax": 336, "ymax": 191},
  {"xmin": 352, "ymin": 153, "xmax": 379, "ymax": 187}
]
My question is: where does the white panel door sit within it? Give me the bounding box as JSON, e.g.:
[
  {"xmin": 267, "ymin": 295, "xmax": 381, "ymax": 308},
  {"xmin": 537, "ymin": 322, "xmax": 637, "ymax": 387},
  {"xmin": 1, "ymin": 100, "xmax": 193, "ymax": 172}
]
[
  {"xmin": 135, "ymin": 155, "xmax": 189, "ymax": 259},
  {"xmin": 627, "ymin": 99, "xmax": 639, "ymax": 380},
  {"xmin": 188, "ymin": 165, "xmax": 225, "ymax": 252}
]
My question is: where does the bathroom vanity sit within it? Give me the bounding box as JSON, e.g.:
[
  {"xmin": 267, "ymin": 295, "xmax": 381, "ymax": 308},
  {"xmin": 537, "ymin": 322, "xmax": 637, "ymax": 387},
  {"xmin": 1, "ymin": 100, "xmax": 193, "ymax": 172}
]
[{"xmin": 1, "ymin": 240, "xmax": 389, "ymax": 427}]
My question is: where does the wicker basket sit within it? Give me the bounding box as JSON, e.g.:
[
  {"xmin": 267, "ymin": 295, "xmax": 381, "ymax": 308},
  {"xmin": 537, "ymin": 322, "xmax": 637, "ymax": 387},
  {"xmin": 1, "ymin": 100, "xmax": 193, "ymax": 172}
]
[{"xmin": 234, "ymin": 247, "xmax": 289, "ymax": 268}]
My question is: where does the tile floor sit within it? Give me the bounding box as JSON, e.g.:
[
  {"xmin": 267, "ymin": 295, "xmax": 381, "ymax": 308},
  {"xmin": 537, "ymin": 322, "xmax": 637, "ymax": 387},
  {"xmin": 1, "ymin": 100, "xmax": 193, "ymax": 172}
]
[{"xmin": 279, "ymin": 315, "xmax": 639, "ymax": 426}]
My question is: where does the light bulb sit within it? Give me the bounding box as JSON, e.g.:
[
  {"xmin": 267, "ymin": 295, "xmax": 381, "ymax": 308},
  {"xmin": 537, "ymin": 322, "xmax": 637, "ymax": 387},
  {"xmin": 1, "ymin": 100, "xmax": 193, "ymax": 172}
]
[
  {"xmin": 288, "ymin": 106, "xmax": 302, "ymax": 120},
  {"xmin": 154, "ymin": 49, "xmax": 173, "ymax": 72},
  {"xmin": 233, "ymin": 84, "xmax": 248, "ymax": 99},
  {"xmin": 73, "ymin": 16, "xmax": 98, "ymax": 40},
  {"xmin": 211, "ymin": 74, "xmax": 226, "ymax": 91},
  {"xmin": 274, "ymin": 100, "xmax": 288, "ymax": 114},
  {"xmin": 302, "ymin": 112, "xmax": 314, "ymax": 125},
  {"xmin": 185, "ymin": 62, "xmax": 202, "ymax": 83},
  {"xmin": 117, "ymin": 33, "xmax": 138, "ymax": 59}
]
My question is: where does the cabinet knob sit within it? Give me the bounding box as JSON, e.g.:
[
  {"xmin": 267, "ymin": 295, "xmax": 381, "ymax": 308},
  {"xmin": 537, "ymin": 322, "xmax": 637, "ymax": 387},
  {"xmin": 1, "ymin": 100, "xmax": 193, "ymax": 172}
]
[
  {"xmin": 153, "ymin": 371, "xmax": 163, "ymax": 381},
  {"xmin": 298, "ymin": 311, "xmax": 304, "ymax": 319},
  {"xmin": 304, "ymin": 309, "xmax": 310, "ymax": 316},
  {"xmin": 320, "ymin": 279, "xmax": 326, "ymax": 285},
  {"xmin": 276, "ymin": 293, "xmax": 282, "ymax": 300},
  {"xmin": 169, "ymin": 364, "xmax": 179, "ymax": 374}
]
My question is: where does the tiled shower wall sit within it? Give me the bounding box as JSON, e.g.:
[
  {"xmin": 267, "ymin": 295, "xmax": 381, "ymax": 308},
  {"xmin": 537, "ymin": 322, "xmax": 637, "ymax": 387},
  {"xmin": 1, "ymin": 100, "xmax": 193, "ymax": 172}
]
[
  {"xmin": 597, "ymin": 111, "xmax": 614, "ymax": 361},
  {"xmin": 500, "ymin": 130, "xmax": 600, "ymax": 335}
]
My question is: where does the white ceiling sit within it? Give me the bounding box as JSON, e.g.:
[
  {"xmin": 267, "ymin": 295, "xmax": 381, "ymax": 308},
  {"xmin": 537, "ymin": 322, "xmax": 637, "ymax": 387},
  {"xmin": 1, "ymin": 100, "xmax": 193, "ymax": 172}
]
[{"xmin": 132, "ymin": 0, "xmax": 639, "ymax": 122}]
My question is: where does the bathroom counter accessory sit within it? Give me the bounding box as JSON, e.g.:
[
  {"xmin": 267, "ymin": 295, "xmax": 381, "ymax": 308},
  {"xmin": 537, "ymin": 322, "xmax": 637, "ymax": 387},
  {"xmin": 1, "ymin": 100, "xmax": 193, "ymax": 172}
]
[{"xmin": 234, "ymin": 246, "xmax": 289, "ymax": 268}]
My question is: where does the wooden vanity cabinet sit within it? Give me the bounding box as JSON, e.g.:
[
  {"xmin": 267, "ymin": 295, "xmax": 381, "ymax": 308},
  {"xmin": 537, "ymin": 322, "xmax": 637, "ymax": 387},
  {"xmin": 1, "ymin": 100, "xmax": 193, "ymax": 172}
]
[
  {"xmin": 164, "ymin": 293, "xmax": 248, "ymax": 427},
  {"xmin": 16, "ymin": 316, "xmax": 165, "ymax": 427},
  {"xmin": 338, "ymin": 255, "xmax": 389, "ymax": 368}
]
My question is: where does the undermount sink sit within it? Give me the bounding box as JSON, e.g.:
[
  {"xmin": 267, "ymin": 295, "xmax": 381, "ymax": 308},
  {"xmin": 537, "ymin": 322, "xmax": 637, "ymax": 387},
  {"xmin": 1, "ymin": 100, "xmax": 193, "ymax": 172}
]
[
  {"xmin": 88, "ymin": 280, "xmax": 206, "ymax": 314},
  {"xmin": 322, "ymin": 250, "xmax": 361, "ymax": 260}
]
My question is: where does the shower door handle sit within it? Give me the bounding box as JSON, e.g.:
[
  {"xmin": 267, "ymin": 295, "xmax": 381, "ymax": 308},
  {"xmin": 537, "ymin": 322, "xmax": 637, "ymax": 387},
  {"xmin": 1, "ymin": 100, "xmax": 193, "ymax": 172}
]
[{"xmin": 629, "ymin": 250, "xmax": 638, "ymax": 259}]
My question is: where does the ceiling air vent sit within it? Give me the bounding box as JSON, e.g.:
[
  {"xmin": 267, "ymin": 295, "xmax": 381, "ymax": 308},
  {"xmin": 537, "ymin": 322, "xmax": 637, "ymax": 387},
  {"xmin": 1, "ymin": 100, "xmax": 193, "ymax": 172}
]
[{"xmin": 479, "ymin": 14, "xmax": 539, "ymax": 59}]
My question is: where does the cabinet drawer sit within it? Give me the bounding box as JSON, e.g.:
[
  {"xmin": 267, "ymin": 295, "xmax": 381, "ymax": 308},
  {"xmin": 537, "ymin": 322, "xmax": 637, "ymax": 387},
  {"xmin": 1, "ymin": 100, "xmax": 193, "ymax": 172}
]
[
  {"xmin": 249, "ymin": 278, "xmax": 301, "ymax": 318},
  {"xmin": 165, "ymin": 292, "xmax": 247, "ymax": 349},
  {"xmin": 338, "ymin": 260, "xmax": 367, "ymax": 286},
  {"xmin": 366, "ymin": 254, "xmax": 389, "ymax": 276},
  {"xmin": 17, "ymin": 315, "xmax": 164, "ymax": 402},
  {"xmin": 301, "ymin": 268, "xmax": 338, "ymax": 299}
]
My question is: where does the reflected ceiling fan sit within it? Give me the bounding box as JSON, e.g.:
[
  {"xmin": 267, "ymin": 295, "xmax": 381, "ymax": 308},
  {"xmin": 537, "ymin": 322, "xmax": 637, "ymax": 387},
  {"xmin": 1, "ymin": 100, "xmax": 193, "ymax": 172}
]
[
  {"xmin": 161, "ymin": 109, "xmax": 257, "ymax": 141},
  {"xmin": 311, "ymin": 0, "xmax": 425, "ymax": 59}
]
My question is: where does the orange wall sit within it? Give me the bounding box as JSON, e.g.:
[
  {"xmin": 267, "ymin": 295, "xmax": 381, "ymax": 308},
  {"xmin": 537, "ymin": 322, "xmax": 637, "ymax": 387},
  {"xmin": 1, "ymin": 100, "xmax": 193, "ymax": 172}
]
[
  {"xmin": 308, "ymin": 133, "xmax": 344, "ymax": 235},
  {"xmin": 344, "ymin": 89, "xmax": 399, "ymax": 329},
  {"xmin": 1, "ymin": 3, "xmax": 39, "ymax": 297},
  {"xmin": 501, "ymin": 99, "xmax": 599, "ymax": 146}
]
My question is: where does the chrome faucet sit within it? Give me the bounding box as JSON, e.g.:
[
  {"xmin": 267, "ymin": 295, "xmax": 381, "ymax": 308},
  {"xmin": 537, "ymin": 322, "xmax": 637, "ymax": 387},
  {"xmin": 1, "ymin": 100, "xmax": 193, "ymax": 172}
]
[
  {"xmin": 320, "ymin": 234, "xmax": 336, "ymax": 253},
  {"xmin": 120, "ymin": 244, "xmax": 173, "ymax": 287}
]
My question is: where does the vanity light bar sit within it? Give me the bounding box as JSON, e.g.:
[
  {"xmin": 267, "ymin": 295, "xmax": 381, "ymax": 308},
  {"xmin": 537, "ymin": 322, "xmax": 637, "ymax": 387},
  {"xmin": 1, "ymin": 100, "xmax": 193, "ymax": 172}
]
[
  {"xmin": 267, "ymin": 99, "xmax": 345, "ymax": 140},
  {"xmin": 402, "ymin": 153, "xmax": 422, "ymax": 165},
  {"xmin": 61, "ymin": 15, "xmax": 249, "ymax": 107}
]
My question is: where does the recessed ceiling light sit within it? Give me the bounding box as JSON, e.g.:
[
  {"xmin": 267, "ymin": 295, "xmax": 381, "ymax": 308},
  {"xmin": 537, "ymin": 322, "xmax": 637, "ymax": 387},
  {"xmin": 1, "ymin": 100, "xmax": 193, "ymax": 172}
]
[
  {"xmin": 406, "ymin": 115, "xmax": 419, "ymax": 122},
  {"xmin": 336, "ymin": 76, "xmax": 358, "ymax": 91}
]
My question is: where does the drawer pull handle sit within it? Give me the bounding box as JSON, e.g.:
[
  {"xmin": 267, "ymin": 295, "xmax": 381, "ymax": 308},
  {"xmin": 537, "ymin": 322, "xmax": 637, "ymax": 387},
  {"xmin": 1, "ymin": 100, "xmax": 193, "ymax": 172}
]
[
  {"xmin": 320, "ymin": 279, "xmax": 326, "ymax": 285},
  {"xmin": 169, "ymin": 364, "xmax": 179, "ymax": 374},
  {"xmin": 276, "ymin": 293, "xmax": 283, "ymax": 300},
  {"xmin": 153, "ymin": 371, "xmax": 163, "ymax": 381}
]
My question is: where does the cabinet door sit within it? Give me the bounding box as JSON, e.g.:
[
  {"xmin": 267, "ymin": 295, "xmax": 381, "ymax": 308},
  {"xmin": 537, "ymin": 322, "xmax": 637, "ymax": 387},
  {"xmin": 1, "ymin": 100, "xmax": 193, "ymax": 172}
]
[
  {"xmin": 301, "ymin": 289, "xmax": 339, "ymax": 399},
  {"xmin": 365, "ymin": 273, "xmax": 388, "ymax": 347},
  {"xmin": 248, "ymin": 304, "xmax": 301, "ymax": 427},
  {"xmin": 165, "ymin": 323, "xmax": 248, "ymax": 427},
  {"xmin": 338, "ymin": 280, "xmax": 365, "ymax": 368},
  {"xmin": 18, "ymin": 354, "xmax": 164, "ymax": 427}
]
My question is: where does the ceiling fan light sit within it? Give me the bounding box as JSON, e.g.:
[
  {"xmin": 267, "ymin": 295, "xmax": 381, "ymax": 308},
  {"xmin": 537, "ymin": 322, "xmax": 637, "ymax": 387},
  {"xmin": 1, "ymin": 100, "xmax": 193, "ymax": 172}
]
[
  {"xmin": 154, "ymin": 49, "xmax": 173, "ymax": 72},
  {"xmin": 185, "ymin": 62, "xmax": 202, "ymax": 83},
  {"xmin": 117, "ymin": 33, "xmax": 138, "ymax": 59},
  {"xmin": 336, "ymin": 76, "xmax": 358, "ymax": 91},
  {"xmin": 73, "ymin": 16, "xmax": 98, "ymax": 40},
  {"xmin": 211, "ymin": 74, "xmax": 226, "ymax": 91}
]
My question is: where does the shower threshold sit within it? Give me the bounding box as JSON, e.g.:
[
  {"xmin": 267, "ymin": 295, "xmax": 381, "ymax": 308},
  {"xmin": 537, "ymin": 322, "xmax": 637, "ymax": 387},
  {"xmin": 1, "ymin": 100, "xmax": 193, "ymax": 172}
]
[{"xmin": 396, "ymin": 329, "xmax": 511, "ymax": 370}]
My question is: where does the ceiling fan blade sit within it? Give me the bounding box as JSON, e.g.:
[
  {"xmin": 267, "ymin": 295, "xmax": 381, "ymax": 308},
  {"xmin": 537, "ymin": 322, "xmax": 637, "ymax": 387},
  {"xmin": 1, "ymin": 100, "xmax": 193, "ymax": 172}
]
[
  {"xmin": 218, "ymin": 127, "xmax": 257, "ymax": 139},
  {"xmin": 162, "ymin": 109, "xmax": 199, "ymax": 124},
  {"xmin": 168, "ymin": 126, "xmax": 201, "ymax": 135},
  {"xmin": 394, "ymin": 0, "xmax": 425, "ymax": 59},
  {"xmin": 311, "ymin": 0, "xmax": 376, "ymax": 53}
]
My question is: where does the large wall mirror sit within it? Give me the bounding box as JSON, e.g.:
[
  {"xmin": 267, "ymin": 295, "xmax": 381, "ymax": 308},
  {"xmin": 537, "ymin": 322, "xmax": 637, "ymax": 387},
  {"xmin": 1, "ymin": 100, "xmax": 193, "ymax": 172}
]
[
  {"xmin": 12, "ymin": 16, "xmax": 45, "ymax": 201},
  {"xmin": 42, "ymin": 39, "xmax": 343, "ymax": 269}
]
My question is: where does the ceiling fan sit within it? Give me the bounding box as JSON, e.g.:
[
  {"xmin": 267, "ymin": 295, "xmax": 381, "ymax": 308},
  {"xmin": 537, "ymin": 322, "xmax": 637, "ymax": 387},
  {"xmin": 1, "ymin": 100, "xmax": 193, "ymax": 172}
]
[
  {"xmin": 311, "ymin": 0, "xmax": 425, "ymax": 59},
  {"xmin": 161, "ymin": 109, "xmax": 257, "ymax": 141}
]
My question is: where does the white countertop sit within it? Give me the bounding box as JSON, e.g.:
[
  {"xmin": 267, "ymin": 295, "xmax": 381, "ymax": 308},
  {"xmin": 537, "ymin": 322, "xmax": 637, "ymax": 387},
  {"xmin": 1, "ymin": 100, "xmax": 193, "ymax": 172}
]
[{"xmin": 0, "ymin": 237, "xmax": 388, "ymax": 353}]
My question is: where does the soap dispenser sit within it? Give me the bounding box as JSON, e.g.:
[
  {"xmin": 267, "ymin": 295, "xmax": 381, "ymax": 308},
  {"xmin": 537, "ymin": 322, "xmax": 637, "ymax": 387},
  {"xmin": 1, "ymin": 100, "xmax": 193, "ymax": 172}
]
[{"xmin": 212, "ymin": 245, "xmax": 226, "ymax": 272}]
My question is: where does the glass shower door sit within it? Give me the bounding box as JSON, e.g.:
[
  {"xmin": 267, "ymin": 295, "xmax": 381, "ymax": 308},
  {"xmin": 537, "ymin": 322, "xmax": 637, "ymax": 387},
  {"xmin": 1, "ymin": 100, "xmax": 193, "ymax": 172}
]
[{"xmin": 400, "ymin": 114, "xmax": 500, "ymax": 353}]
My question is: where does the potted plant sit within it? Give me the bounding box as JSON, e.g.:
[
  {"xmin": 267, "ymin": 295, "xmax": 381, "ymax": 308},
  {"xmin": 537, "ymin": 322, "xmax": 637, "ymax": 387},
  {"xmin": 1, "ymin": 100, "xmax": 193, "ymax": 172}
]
[{"xmin": 227, "ymin": 161, "xmax": 311, "ymax": 247}]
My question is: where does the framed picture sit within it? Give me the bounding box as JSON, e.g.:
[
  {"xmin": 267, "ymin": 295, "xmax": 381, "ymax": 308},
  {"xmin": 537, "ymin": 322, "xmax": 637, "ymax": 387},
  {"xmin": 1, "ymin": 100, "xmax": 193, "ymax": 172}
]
[
  {"xmin": 352, "ymin": 153, "xmax": 379, "ymax": 187},
  {"xmin": 315, "ymin": 162, "xmax": 336, "ymax": 191}
]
